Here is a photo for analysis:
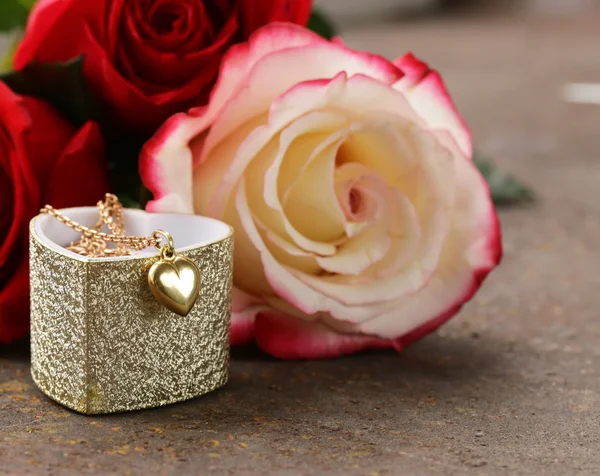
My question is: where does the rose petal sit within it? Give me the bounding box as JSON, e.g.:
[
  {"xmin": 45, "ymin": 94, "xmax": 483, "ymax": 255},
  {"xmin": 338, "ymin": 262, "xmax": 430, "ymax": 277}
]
[
  {"xmin": 45, "ymin": 122, "xmax": 110, "ymax": 207},
  {"xmin": 250, "ymin": 111, "xmax": 347, "ymax": 255},
  {"xmin": 289, "ymin": 126, "xmax": 456, "ymax": 308},
  {"xmin": 235, "ymin": 180, "xmax": 330, "ymax": 314},
  {"xmin": 14, "ymin": 0, "xmax": 79, "ymax": 69},
  {"xmin": 357, "ymin": 142, "xmax": 502, "ymax": 338},
  {"xmin": 281, "ymin": 136, "xmax": 348, "ymax": 245},
  {"xmin": 202, "ymin": 74, "xmax": 350, "ymax": 219},
  {"xmin": 316, "ymin": 177, "xmax": 420, "ymax": 277},
  {"xmin": 262, "ymin": 136, "xmax": 341, "ymax": 256},
  {"xmin": 202, "ymin": 27, "xmax": 403, "ymax": 159},
  {"xmin": 238, "ymin": 1, "xmax": 312, "ymax": 38},
  {"xmin": 0, "ymin": 261, "xmax": 30, "ymax": 344},
  {"xmin": 0, "ymin": 87, "xmax": 37, "ymax": 271},
  {"xmin": 231, "ymin": 287, "xmax": 269, "ymax": 346},
  {"xmin": 394, "ymin": 53, "xmax": 472, "ymax": 158},
  {"xmin": 197, "ymin": 24, "xmax": 328, "ymax": 144},
  {"xmin": 192, "ymin": 114, "xmax": 268, "ymax": 216},
  {"xmin": 236, "ymin": 180, "xmax": 415, "ymax": 321},
  {"xmin": 316, "ymin": 223, "xmax": 392, "ymax": 276},
  {"xmin": 144, "ymin": 72, "xmax": 413, "ymax": 216},
  {"xmin": 225, "ymin": 192, "xmax": 275, "ymax": 298},
  {"xmin": 119, "ymin": 5, "xmax": 238, "ymax": 89},
  {"xmin": 253, "ymin": 310, "xmax": 395, "ymax": 360},
  {"xmin": 261, "ymin": 225, "xmax": 321, "ymax": 275},
  {"xmin": 141, "ymin": 112, "xmax": 199, "ymax": 213}
]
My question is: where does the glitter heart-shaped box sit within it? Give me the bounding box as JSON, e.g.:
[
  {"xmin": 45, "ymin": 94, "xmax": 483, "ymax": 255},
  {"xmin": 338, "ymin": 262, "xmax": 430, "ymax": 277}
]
[{"xmin": 29, "ymin": 207, "xmax": 233, "ymax": 414}]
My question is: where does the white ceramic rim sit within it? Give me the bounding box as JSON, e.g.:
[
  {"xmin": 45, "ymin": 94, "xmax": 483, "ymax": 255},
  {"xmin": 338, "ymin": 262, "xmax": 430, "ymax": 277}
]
[{"xmin": 31, "ymin": 207, "xmax": 233, "ymax": 262}]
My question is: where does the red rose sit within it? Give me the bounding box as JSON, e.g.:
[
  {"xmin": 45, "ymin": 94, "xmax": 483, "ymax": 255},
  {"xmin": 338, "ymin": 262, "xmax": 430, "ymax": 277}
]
[
  {"xmin": 0, "ymin": 81, "xmax": 110, "ymax": 343},
  {"xmin": 14, "ymin": 0, "xmax": 313, "ymax": 134}
]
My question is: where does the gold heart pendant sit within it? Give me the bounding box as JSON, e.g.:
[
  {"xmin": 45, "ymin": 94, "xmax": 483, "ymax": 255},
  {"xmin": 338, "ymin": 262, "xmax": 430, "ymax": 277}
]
[{"xmin": 148, "ymin": 249, "xmax": 201, "ymax": 317}]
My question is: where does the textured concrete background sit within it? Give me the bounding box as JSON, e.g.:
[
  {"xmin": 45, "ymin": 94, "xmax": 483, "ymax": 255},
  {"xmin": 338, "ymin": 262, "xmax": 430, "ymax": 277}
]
[{"xmin": 2, "ymin": 3, "xmax": 600, "ymax": 475}]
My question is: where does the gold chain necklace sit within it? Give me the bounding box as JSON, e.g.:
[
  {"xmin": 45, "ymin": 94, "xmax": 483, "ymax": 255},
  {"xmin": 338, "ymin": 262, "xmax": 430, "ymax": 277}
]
[
  {"xmin": 41, "ymin": 193, "xmax": 162, "ymax": 257},
  {"xmin": 40, "ymin": 194, "xmax": 201, "ymax": 316}
]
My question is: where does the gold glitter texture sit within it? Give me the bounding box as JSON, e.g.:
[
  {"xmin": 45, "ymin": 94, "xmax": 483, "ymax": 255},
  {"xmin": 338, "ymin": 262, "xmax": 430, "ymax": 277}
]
[{"xmin": 29, "ymin": 218, "xmax": 233, "ymax": 414}]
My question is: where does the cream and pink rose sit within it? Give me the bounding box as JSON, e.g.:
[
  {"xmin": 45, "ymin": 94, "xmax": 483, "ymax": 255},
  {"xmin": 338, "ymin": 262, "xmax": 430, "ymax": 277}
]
[{"xmin": 141, "ymin": 24, "xmax": 502, "ymax": 359}]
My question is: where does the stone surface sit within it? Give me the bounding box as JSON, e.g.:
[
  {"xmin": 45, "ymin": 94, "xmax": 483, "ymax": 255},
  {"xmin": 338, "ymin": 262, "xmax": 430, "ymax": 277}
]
[{"xmin": 2, "ymin": 6, "xmax": 600, "ymax": 476}]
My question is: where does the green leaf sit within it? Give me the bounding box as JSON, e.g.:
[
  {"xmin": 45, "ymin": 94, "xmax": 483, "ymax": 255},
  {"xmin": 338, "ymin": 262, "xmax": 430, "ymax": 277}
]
[
  {"xmin": 18, "ymin": 0, "xmax": 36, "ymax": 11},
  {"xmin": 0, "ymin": 0, "xmax": 28, "ymax": 32},
  {"xmin": 0, "ymin": 31, "xmax": 23, "ymax": 73},
  {"xmin": 0, "ymin": 56, "xmax": 104, "ymax": 128},
  {"xmin": 308, "ymin": 8, "xmax": 337, "ymax": 40},
  {"xmin": 474, "ymin": 153, "xmax": 534, "ymax": 205}
]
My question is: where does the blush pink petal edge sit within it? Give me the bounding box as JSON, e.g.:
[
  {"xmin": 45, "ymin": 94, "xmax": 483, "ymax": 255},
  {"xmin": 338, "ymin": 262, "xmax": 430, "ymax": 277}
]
[{"xmin": 394, "ymin": 52, "xmax": 472, "ymax": 157}]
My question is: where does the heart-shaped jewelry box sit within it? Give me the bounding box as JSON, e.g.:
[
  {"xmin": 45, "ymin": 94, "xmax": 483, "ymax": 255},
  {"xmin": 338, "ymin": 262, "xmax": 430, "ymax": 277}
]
[{"xmin": 29, "ymin": 207, "xmax": 233, "ymax": 414}]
